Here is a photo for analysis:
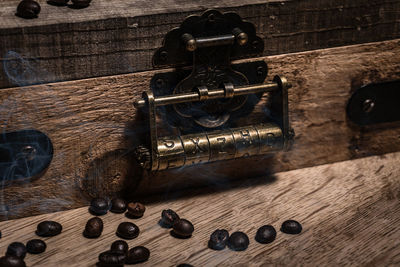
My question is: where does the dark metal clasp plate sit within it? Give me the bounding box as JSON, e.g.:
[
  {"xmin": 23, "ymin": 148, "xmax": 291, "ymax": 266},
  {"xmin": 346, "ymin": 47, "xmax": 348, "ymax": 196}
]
[
  {"xmin": 0, "ymin": 130, "xmax": 53, "ymax": 184},
  {"xmin": 347, "ymin": 80, "xmax": 400, "ymax": 125}
]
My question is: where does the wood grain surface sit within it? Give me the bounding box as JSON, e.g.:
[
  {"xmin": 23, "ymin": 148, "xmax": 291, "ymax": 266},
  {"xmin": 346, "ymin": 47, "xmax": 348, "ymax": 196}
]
[
  {"xmin": 1, "ymin": 39, "xmax": 400, "ymax": 221},
  {"xmin": 1, "ymin": 0, "xmax": 400, "ymax": 88},
  {"xmin": 0, "ymin": 152, "xmax": 399, "ymax": 266}
]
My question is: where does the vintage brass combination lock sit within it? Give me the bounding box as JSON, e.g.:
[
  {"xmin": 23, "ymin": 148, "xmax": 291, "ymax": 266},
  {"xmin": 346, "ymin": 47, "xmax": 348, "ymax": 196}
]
[{"xmin": 134, "ymin": 10, "xmax": 294, "ymax": 171}]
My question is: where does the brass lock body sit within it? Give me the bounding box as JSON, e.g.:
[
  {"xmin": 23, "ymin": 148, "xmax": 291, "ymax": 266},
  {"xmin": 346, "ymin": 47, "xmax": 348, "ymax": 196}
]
[{"xmin": 134, "ymin": 10, "xmax": 294, "ymax": 171}]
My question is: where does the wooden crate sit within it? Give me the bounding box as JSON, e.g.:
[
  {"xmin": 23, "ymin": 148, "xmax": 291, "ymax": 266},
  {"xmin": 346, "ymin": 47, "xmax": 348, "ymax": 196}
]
[{"xmin": 0, "ymin": 0, "xmax": 400, "ymax": 224}]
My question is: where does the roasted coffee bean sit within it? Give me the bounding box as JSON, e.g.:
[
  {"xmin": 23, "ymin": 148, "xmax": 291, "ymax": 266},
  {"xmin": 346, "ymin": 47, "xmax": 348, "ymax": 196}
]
[
  {"xmin": 116, "ymin": 222, "xmax": 139, "ymax": 240},
  {"xmin": 110, "ymin": 198, "xmax": 127, "ymax": 214},
  {"xmin": 89, "ymin": 198, "xmax": 109, "ymax": 216},
  {"xmin": 47, "ymin": 0, "xmax": 69, "ymax": 6},
  {"xmin": 83, "ymin": 217, "xmax": 103, "ymax": 238},
  {"xmin": 98, "ymin": 250, "xmax": 125, "ymax": 266},
  {"xmin": 16, "ymin": 0, "xmax": 41, "ymax": 19},
  {"xmin": 126, "ymin": 202, "xmax": 146, "ymax": 218},
  {"xmin": 0, "ymin": 255, "xmax": 26, "ymax": 267},
  {"xmin": 172, "ymin": 219, "xmax": 194, "ymax": 238},
  {"xmin": 26, "ymin": 239, "xmax": 46, "ymax": 254},
  {"xmin": 177, "ymin": 264, "xmax": 193, "ymax": 267},
  {"xmin": 255, "ymin": 225, "xmax": 276, "ymax": 244},
  {"xmin": 281, "ymin": 220, "xmax": 302, "ymax": 234},
  {"xmin": 228, "ymin": 232, "xmax": 249, "ymax": 251},
  {"xmin": 6, "ymin": 242, "xmax": 26, "ymax": 259},
  {"xmin": 36, "ymin": 221, "xmax": 62, "ymax": 237},
  {"xmin": 70, "ymin": 0, "xmax": 91, "ymax": 8},
  {"xmin": 110, "ymin": 240, "xmax": 128, "ymax": 255},
  {"xmin": 126, "ymin": 246, "xmax": 150, "ymax": 264},
  {"xmin": 0, "ymin": 230, "xmax": 2, "ymax": 238},
  {"xmin": 160, "ymin": 209, "xmax": 180, "ymax": 228},
  {"xmin": 208, "ymin": 229, "xmax": 229, "ymax": 250}
]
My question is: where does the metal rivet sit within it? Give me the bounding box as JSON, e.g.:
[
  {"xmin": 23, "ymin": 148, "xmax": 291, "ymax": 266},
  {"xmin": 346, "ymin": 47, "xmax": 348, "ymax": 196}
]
[
  {"xmin": 155, "ymin": 78, "xmax": 165, "ymax": 89},
  {"xmin": 256, "ymin": 66, "xmax": 264, "ymax": 76},
  {"xmin": 20, "ymin": 145, "xmax": 36, "ymax": 161},
  {"xmin": 208, "ymin": 13, "xmax": 215, "ymax": 22},
  {"xmin": 362, "ymin": 99, "xmax": 375, "ymax": 113},
  {"xmin": 159, "ymin": 51, "xmax": 168, "ymax": 61},
  {"xmin": 252, "ymin": 40, "xmax": 259, "ymax": 49}
]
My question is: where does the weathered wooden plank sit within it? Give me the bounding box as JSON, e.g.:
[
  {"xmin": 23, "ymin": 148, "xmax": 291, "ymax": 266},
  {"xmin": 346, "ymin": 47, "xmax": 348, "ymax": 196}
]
[
  {"xmin": 0, "ymin": 39, "xmax": 400, "ymax": 220},
  {"xmin": 1, "ymin": 0, "xmax": 400, "ymax": 88},
  {"xmin": 0, "ymin": 152, "xmax": 399, "ymax": 266}
]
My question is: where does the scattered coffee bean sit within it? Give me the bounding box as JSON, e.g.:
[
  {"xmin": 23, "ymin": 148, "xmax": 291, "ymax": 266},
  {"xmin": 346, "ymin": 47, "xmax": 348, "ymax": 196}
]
[
  {"xmin": 98, "ymin": 250, "xmax": 125, "ymax": 267},
  {"xmin": 160, "ymin": 209, "xmax": 180, "ymax": 228},
  {"xmin": 26, "ymin": 239, "xmax": 46, "ymax": 254},
  {"xmin": 116, "ymin": 222, "xmax": 139, "ymax": 240},
  {"xmin": 110, "ymin": 198, "xmax": 127, "ymax": 214},
  {"xmin": 126, "ymin": 246, "xmax": 150, "ymax": 264},
  {"xmin": 47, "ymin": 0, "xmax": 69, "ymax": 6},
  {"xmin": 110, "ymin": 240, "xmax": 128, "ymax": 255},
  {"xmin": 208, "ymin": 229, "xmax": 229, "ymax": 250},
  {"xmin": 0, "ymin": 230, "xmax": 2, "ymax": 238},
  {"xmin": 280, "ymin": 220, "xmax": 302, "ymax": 235},
  {"xmin": 16, "ymin": 0, "xmax": 41, "ymax": 19},
  {"xmin": 0, "ymin": 255, "xmax": 26, "ymax": 267},
  {"xmin": 70, "ymin": 0, "xmax": 91, "ymax": 8},
  {"xmin": 83, "ymin": 217, "xmax": 103, "ymax": 238},
  {"xmin": 6, "ymin": 242, "xmax": 26, "ymax": 259},
  {"xmin": 177, "ymin": 264, "xmax": 193, "ymax": 267},
  {"xmin": 172, "ymin": 219, "xmax": 194, "ymax": 238},
  {"xmin": 228, "ymin": 232, "xmax": 249, "ymax": 251},
  {"xmin": 89, "ymin": 198, "xmax": 109, "ymax": 216},
  {"xmin": 36, "ymin": 221, "xmax": 62, "ymax": 237},
  {"xmin": 126, "ymin": 202, "xmax": 146, "ymax": 218},
  {"xmin": 255, "ymin": 225, "xmax": 276, "ymax": 244}
]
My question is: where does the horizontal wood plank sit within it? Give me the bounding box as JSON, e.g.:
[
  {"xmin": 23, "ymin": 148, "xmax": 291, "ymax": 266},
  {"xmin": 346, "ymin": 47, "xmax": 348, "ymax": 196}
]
[
  {"xmin": 0, "ymin": 152, "xmax": 399, "ymax": 266},
  {"xmin": 1, "ymin": 39, "xmax": 400, "ymax": 220},
  {"xmin": 1, "ymin": 0, "xmax": 400, "ymax": 88}
]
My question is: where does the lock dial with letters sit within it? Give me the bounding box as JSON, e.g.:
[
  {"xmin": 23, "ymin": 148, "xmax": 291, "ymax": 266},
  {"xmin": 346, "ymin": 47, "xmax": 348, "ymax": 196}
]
[{"xmin": 134, "ymin": 10, "xmax": 294, "ymax": 171}]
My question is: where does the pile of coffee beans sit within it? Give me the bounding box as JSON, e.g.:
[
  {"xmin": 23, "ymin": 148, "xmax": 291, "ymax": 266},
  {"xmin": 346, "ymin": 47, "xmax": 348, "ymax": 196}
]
[
  {"xmin": 36, "ymin": 221, "xmax": 62, "ymax": 237},
  {"xmin": 208, "ymin": 220, "xmax": 302, "ymax": 252},
  {"xmin": 15, "ymin": 0, "xmax": 92, "ymax": 19},
  {"xmin": 0, "ymin": 238, "xmax": 47, "ymax": 266},
  {"xmin": 158, "ymin": 209, "xmax": 194, "ymax": 239},
  {"xmin": 97, "ymin": 242, "xmax": 150, "ymax": 266},
  {"xmin": 0, "ymin": 194, "xmax": 300, "ymax": 266}
]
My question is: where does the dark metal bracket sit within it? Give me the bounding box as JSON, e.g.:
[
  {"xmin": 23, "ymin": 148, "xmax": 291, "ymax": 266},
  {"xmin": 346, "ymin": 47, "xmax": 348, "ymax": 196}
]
[
  {"xmin": 347, "ymin": 80, "xmax": 400, "ymax": 126},
  {"xmin": 0, "ymin": 130, "xmax": 53, "ymax": 184}
]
